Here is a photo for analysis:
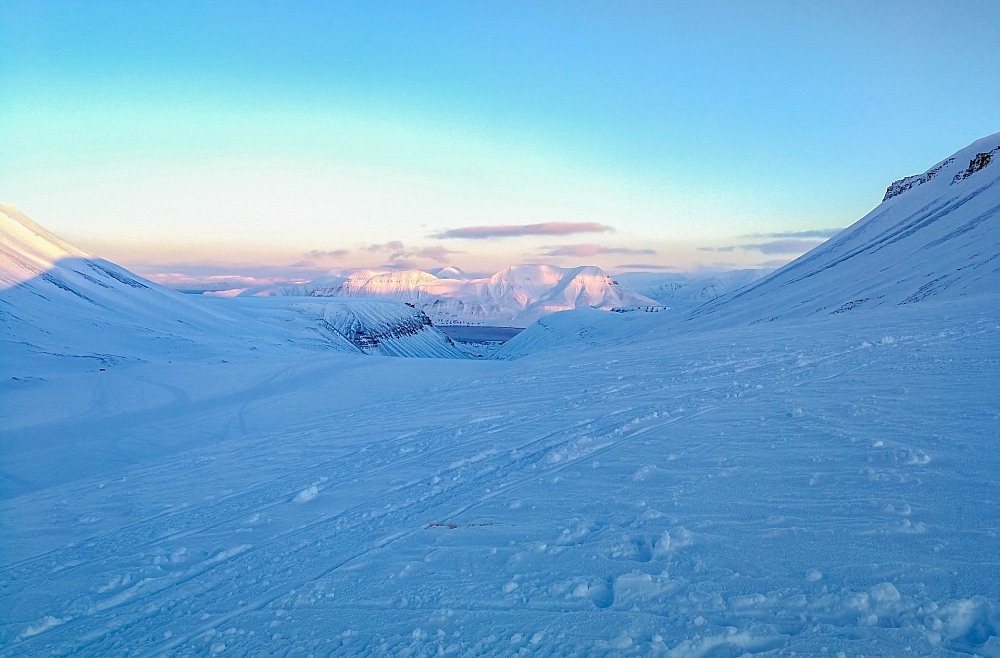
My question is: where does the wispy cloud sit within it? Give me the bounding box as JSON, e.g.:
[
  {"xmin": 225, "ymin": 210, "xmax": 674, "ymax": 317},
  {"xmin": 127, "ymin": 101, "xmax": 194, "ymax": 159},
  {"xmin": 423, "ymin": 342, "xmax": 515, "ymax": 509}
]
[
  {"xmin": 699, "ymin": 236, "xmax": 830, "ymax": 255},
  {"xmin": 147, "ymin": 272, "xmax": 307, "ymax": 289},
  {"xmin": 742, "ymin": 228, "xmax": 844, "ymax": 239},
  {"xmin": 741, "ymin": 239, "xmax": 824, "ymax": 254},
  {"xmin": 366, "ymin": 241, "xmax": 406, "ymax": 253},
  {"xmin": 614, "ymin": 263, "xmax": 679, "ymax": 271},
  {"xmin": 543, "ymin": 244, "xmax": 655, "ymax": 257},
  {"xmin": 305, "ymin": 249, "xmax": 350, "ymax": 260},
  {"xmin": 366, "ymin": 241, "xmax": 462, "ymax": 265},
  {"xmin": 411, "ymin": 246, "xmax": 463, "ymax": 263},
  {"xmin": 434, "ymin": 222, "xmax": 614, "ymax": 239}
]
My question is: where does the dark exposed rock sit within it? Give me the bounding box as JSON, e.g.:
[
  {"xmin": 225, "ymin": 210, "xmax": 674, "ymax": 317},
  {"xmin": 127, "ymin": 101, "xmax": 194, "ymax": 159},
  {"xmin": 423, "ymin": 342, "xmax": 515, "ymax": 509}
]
[
  {"xmin": 952, "ymin": 146, "xmax": 999, "ymax": 183},
  {"xmin": 882, "ymin": 158, "xmax": 953, "ymax": 202}
]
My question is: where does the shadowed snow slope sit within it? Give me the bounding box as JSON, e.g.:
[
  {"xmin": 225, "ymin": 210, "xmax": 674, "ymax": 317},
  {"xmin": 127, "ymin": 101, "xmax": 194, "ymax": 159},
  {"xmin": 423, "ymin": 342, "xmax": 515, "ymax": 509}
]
[
  {"xmin": 614, "ymin": 269, "xmax": 771, "ymax": 308},
  {"xmin": 0, "ymin": 205, "xmax": 465, "ymax": 360},
  {"xmin": 252, "ymin": 264, "xmax": 660, "ymax": 327},
  {"xmin": 498, "ymin": 133, "xmax": 1000, "ymax": 358}
]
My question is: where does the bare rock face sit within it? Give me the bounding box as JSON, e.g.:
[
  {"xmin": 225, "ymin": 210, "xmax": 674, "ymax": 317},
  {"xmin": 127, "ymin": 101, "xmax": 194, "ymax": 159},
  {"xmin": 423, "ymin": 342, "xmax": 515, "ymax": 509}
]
[
  {"xmin": 320, "ymin": 305, "xmax": 438, "ymax": 352},
  {"xmin": 882, "ymin": 158, "xmax": 953, "ymax": 202},
  {"xmin": 952, "ymin": 146, "xmax": 999, "ymax": 183}
]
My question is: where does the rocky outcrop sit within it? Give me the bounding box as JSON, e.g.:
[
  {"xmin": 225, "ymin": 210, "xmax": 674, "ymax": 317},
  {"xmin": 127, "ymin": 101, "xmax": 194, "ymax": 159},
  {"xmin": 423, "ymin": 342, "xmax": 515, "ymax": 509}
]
[
  {"xmin": 952, "ymin": 146, "xmax": 999, "ymax": 183},
  {"xmin": 882, "ymin": 158, "xmax": 953, "ymax": 202}
]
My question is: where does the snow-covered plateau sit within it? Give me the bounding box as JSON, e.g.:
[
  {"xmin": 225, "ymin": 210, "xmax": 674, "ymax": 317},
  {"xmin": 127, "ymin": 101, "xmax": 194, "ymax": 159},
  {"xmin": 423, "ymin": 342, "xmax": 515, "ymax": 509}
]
[{"xmin": 1, "ymin": 133, "xmax": 999, "ymax": 657}]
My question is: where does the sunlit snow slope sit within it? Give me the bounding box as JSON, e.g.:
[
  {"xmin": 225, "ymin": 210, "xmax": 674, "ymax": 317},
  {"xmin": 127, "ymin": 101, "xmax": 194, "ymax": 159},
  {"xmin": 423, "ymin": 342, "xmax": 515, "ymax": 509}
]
[
  {"xmin": 252, "ymin": 264, "xmax": 660, "ymax": 327},
  {"xmin": 0, "ymin": 205, "xmax": 465, "ymax": 360}
]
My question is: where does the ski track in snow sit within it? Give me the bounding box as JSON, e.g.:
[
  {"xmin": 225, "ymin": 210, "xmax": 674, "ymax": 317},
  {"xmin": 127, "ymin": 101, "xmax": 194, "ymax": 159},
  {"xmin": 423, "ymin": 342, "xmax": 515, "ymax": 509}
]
[{"xmin": 2, "ymin": 301, "xmax": 999, "ymax": 656}]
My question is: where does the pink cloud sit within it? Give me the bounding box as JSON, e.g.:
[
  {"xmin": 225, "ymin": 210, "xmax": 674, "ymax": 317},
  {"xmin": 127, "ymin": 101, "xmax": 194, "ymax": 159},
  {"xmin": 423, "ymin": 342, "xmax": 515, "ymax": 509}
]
[
  {"xmin": 434, "ymin": 222, "xmax": 614, "ymax": 239},
  {"xmin": 543, "ymin": 244, "xmax": 655, "ymax": 257}
]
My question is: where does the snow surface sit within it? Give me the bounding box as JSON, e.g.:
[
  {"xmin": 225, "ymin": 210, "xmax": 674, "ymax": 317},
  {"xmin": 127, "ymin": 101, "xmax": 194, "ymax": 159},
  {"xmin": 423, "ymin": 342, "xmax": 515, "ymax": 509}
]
[
  {"xmin": 244, "ymin": 264, "xmax": 661, "ymax": 328},
  {"xmin": 2, "ymin": 134, "xmax": 1000, "ymax": 656},
  {"xmin": 613, "ymin": 269, "xmax": 771, "ymax": 309}
]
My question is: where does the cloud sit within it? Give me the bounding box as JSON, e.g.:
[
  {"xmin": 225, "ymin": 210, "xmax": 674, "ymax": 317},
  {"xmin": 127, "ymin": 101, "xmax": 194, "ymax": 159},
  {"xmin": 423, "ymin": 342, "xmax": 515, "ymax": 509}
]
[
  {"xmin": 742, "ymin": 228, "xmax": 844, "ymax": 239},
  {"xmin": 543, "ymin": 244, "xmax": 656, "ymax": 257},
  {"xmin": 699, "ymin": 237, "xmax": 827, "ymax": 255},
  {"xmin": 741, "ymin": 238, "xmax": 824, "ymax": 254},
  {"xmin": 411, "ymin": 246, "xmax": 463, "ymax": 263},
  {"xmin": 365, "ymin": 241, "xmax": 463, "ymax": 265},
  {"xmin": 366, "ymin": 241, "xmax": 406, "ymax": 253},
  {"xmin": 614, "ymin": 263, "xmax": 679, "ymax": 271},
  {"xmin": 304, "ymin": 249, "xmax": 350, "ymax": 261},
  {"xmin": 434, "ymin": 222, "xmax": 614, "ymax": 239},
  {"xmin": 146, "ymin": 272, "xmax": 308, "ymax": 289}
]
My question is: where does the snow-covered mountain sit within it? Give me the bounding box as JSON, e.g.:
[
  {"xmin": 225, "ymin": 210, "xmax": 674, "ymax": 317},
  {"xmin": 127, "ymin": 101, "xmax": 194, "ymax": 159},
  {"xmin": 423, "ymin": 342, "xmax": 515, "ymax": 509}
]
[
  {"xmin": 0, "ymin": 205, "xmax": 465, "ymax": 360},
  {"xmin": 499, "ymin": 133, "xmax": 1000, "ymax": 357},
  {"xmin": 248, "ymin": 264, "xmax": 661, "ymax": 327},
  {"xmin": 613, "ymin": 269, "xmax": 771, "ymax": 308},
  {"xmin": 686, "ymin": 132, "xmax": 1000, "ymax": 327}
]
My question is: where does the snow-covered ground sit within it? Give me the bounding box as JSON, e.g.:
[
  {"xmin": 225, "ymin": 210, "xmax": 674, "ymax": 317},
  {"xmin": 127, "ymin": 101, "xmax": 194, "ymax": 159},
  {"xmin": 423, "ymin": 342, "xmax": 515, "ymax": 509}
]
[
  {"xmin": 3, "ymin": 296, "xmax": 998, "ymax": 656},
  {"xmin": 2, "ymin": 134, "xmax": 999, "ymax": 656}
]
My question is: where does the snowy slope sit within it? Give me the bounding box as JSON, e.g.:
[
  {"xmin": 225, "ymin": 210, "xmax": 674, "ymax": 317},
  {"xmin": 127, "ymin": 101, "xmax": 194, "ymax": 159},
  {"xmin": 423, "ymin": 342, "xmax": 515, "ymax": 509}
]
[
  {"xmin": 285, "ymin": 299, "xmax": 465, "ymax": 359},
  {"xmin": 0, "ymin": 206, "xmax": 464, "ymax": 360},
  {"xmin": 499, "ymin": 133, "xmax": 1000, "ymax": 358},
  {"xmin": 0, "ymin": 203, "xmax": 284, "ymax": 359},
  {"xmin": 250, "ymin": 264, "xmax": 661, "ymax": 327},
  {"xmin": 3, "ymin": 295, "xmax": 997, "ymax": 656},
  {"xmin": 688, "ymin": 132, "xmax": 1000, "ymax": 327},
  {"xmin": 615, "ymin": 269, "xmax": 771, "ymax": 308}
]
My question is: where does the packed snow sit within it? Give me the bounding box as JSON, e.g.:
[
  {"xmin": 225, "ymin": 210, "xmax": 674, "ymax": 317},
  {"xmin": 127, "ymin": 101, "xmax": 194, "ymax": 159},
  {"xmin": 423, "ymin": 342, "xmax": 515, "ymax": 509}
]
[{"xmin": 2, "ymin": 134, "xmax": 1000, "ymax": 657}]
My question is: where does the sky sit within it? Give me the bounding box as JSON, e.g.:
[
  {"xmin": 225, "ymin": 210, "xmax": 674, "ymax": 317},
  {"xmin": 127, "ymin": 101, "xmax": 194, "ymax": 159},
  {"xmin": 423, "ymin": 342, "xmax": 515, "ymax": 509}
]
[{"xmin": 2, "ymin": 1, "xmax": 999, "ymax": 281}]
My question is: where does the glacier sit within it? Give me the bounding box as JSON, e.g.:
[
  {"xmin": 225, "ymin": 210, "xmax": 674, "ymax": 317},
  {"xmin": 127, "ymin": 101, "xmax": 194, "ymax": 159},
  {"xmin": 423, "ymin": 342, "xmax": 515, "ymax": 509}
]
[{"xmin": 1, "ymin": 133, "xmax": 999, "ymax": 657}]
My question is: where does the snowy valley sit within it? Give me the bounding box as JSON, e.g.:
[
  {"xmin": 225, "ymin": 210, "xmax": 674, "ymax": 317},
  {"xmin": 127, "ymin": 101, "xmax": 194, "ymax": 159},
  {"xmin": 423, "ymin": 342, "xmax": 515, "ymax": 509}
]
[{"xmin": 1, "ymin": 133, "xmax": 999, "ymax": 657}]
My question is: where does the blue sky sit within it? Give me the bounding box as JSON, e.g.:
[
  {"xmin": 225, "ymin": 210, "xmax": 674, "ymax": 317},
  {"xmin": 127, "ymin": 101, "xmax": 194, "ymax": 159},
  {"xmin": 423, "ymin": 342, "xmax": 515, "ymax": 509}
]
[{"xmin": 2, "ymin": 1, "xmax": 998, "ymax": 278}]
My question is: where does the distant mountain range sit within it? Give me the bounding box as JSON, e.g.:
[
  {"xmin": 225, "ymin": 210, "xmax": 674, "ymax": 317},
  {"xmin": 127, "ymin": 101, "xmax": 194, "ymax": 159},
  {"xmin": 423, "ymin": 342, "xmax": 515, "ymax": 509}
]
[
  {"xmin": 197, "ymin": 264, "xmax": 774, "ymax": 328},
  {"xmin": 215, "ymin": 264, "xmax": 660, "ymax": 328}
]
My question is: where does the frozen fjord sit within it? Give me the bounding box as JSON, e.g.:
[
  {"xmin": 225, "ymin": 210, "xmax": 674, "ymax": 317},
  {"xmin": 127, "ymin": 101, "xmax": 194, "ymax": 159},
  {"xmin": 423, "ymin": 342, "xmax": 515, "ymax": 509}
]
[{"xmin": 2, "ymin": 134, "xmax": 1000, "ymax": 656}]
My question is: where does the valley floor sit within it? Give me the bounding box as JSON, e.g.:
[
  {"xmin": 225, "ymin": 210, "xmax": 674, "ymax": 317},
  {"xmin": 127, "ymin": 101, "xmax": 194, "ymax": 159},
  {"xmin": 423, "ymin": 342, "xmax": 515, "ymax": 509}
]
[{"xmin": 2, "ymin": 298, "xmax": 999, "ymax": 657}]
